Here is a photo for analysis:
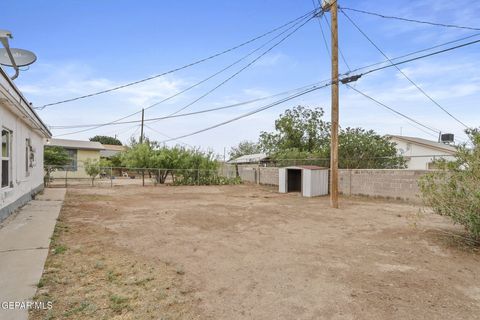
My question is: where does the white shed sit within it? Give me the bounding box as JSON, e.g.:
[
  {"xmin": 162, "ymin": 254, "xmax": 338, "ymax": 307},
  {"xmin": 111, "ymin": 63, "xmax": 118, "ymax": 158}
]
[{"xmin": 279, "ymin": 166, "xmax": 329, "ymax": 197}]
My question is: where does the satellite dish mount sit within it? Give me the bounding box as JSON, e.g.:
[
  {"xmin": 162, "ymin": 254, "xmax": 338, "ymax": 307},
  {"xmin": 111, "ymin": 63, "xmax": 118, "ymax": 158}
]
[{"xmin": 0, "ymin": 29, "xmax": 37, "ymax": 80}]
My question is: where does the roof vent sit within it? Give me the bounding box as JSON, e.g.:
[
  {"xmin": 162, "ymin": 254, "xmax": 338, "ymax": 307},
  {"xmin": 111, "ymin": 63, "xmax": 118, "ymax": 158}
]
[{"xmin": 440, "ymin": 133, "xmax": 454, "ymax": 144}]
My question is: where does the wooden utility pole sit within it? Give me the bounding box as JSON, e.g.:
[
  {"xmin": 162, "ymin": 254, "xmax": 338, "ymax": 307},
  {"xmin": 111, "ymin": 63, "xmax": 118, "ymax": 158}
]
[
  {"xmin": 140, "ymin": 108, "xmax": 145, "ymax": 144},
  {"xmin": 326, "ymin": 0, "xmax": 339, "ymax": 208},
  {"xmin": 140, "ymin": 108, "xmax": 145, "ymax": 186}
]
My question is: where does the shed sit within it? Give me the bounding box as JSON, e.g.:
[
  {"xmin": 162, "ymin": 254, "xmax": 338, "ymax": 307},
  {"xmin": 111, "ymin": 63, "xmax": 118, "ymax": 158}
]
[{"xmin": 279, "ymin": 166, "xmax": 329, "ymax": 197}]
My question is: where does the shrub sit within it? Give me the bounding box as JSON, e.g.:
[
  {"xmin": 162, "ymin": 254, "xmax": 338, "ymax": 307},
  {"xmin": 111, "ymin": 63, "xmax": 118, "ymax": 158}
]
[{"xmin": 419, "ymin": 128, "xmax": 480, "ymax": 240}]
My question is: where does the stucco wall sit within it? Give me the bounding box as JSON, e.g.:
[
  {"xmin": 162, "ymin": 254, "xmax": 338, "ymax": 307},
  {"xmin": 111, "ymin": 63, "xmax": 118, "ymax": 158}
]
[
  {"xmin": 0, "ymin": 104, "xmax": 45, "ymax": 219},
  {"xmin": 51, "ymin": 149, "xmax": 101, "ymax": 179},
  {"xmin": 390, "ymin": 138, "xmax": 455, "ymax": 170}
]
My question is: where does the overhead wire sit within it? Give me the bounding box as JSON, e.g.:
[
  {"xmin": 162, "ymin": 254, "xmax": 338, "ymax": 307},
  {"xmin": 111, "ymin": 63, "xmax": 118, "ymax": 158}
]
[
  {"xmin": 50, "ymin": 81, "xmax": 327, "ymax": 129},
  {"xmin": 339, "ymin": 6, "xmax": 480, "ymax": 31},
  {"xmin": 156, "ymin": 12, "xmax": 317, "ymax": 119},
  {"xmin": 53, "ymin": 10, "xmax": 317, "ymax": 137},
  {"xmin": 340, "ymin": 8, "xmax": 471, "ymax": 129},
  {"xmin": 36, "ymin": 8, "xmax": 317, "ymax": 110},
  {"xmin": 344, "ymin": 84, "xmax": 440, "ymax": 135},
  {"xmin": 157, "ymin": 83, "xmax": 331, "ymax": 143}
]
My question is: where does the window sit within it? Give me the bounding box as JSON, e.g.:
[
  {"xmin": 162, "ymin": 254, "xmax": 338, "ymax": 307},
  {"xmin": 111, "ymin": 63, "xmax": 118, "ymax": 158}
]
[
  {"xmin": 65, "ymin": 149, "xmax": 78, "ymax": 171},
  {"xmin": 1, "ymin": 129, "xmax": 12, "ymax": 188}
]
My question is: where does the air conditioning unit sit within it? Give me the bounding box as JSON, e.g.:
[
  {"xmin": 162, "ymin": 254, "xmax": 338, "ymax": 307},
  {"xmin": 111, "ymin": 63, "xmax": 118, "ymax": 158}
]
[{"xmin": 440, "ymin": 133, "xmax": 454, "ymax": 144}]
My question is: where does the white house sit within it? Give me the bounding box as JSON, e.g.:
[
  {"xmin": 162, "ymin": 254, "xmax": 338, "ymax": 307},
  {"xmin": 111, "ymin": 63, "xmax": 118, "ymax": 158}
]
[
  {"xmin": 387, "ymin": 135, "xmax": 457, "ymax": 170},
  {"xmin": 0, "ymin": 67, "xmax": 51, "ymax": 221}
]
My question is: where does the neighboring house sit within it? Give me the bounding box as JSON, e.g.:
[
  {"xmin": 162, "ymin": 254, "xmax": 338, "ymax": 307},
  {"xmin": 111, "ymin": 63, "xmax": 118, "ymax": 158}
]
[
  {"xmin": 0, "ymin": 67, "xmax": 51, "ymax": 220},
  {"xmin": 387, "ymin": 135, "xmax": 457, "ymax": 170},
  {"xmin": 227, "ymin": 153, "xmax": 270, "ymax": 165},
  {"xmin": 47, "ymin": 139, "xmax": 104, "ymax": 178},
  {"xmin": 100, "ymin": 144, "xmax": 126, "ymax": 159}
]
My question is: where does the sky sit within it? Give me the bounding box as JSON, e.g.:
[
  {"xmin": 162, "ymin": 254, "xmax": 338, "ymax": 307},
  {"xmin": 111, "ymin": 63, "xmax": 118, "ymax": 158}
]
[{"xmin": 3, "ymin": 0, "xmax": 480, "ymax": 156}]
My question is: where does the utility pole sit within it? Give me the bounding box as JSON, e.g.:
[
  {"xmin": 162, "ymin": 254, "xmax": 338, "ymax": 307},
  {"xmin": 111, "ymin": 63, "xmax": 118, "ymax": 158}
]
[
  {"xmin": 323, "ymin": 0, "xmax": 339, "ymax": 208},
  {"xmin": 140, "ymin": 108, "xmax": 145, "ymax": 144},
  {"xmin": 140, "ymin": 108, "xmax": 145, "ymax": 186}
]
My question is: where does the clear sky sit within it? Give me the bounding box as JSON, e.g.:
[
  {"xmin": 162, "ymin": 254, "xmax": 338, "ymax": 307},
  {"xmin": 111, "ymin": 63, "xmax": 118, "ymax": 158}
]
[{"xmin": 3, "ymin": 0, "xmax": 480, "ymax": 154}]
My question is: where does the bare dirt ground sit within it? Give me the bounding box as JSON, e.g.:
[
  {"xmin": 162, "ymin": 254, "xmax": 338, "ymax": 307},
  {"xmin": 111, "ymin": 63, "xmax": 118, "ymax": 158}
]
[{"xmin": 30, "ymin": 184, "xmax": 480, "ymax": 319}]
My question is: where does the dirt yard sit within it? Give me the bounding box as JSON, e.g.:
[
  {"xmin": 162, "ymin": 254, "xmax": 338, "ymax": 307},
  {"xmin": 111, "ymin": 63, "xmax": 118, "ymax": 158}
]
[{"xmin": 30, "ymin": 184, "xmax": 479, "ymax": 319}]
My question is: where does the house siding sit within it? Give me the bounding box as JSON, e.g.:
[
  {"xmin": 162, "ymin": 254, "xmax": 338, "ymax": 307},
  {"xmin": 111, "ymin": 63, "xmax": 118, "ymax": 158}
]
[{"xmin": 0, "ymin": 102, "xmax": 46, "ymax": 221}]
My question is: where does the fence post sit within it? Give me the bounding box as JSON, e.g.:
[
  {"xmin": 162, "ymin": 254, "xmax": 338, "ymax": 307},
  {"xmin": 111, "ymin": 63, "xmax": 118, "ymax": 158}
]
[
  {"xmin": 110, "ymin": 167, "xmax": 113, "ymax": 187},
  {"xmin": 65, "ymin": 168, "xmax": 68, "ymax": 188},
  {"xmin": 197, "ymin": 169, "xmax": 200, "ymax": 185},
  {"xmin": 158, "ymin": 169, "xmax": 161, "ymax": 186}
]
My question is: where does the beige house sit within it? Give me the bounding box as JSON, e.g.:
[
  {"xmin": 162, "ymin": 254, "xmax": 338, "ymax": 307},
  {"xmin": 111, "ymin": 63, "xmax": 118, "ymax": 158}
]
[
  {"xmin": 387, "ymin": 135, "xmax": 457, "ymax": 170},
  {"xmin": 47, "ymin": 139, "xmax": 104, "ymax": 178}
]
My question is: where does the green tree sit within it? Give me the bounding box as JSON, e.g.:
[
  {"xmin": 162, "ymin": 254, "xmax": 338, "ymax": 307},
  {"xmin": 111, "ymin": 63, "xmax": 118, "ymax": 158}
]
[
  {"xmin": 259, "ymin": 106, "xmax": 403, "ymax": 169},
  {"xmin": 339, "ymin": 128, "xmax": 405, "ymax": 169},
  {"xmin": 44, "ymin": 146, "xmax": 71, "ymax": 186},
  {"xmin": 419, "ymin": 128, "xmax": 480, "ymax": 240},
  {"xmin": 259, "ymin": 106, "xmax": 329, "ymax": 154},
  {"xmin": 84, "ymin": 158, "xmax": 110, "ymax": 186},
  {"xmin": 228, "ymin": 141, "xmax": 261, "ymax": 160},
  {"xmin": 90, "ymin": 135, "xmax": 122, "ymax": 146}
]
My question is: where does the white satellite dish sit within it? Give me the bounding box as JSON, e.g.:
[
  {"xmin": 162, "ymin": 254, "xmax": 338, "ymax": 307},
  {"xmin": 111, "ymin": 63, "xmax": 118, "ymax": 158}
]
[{"xmin": 0, "ymin": 48, "xmax": 37, "ymax": 67}]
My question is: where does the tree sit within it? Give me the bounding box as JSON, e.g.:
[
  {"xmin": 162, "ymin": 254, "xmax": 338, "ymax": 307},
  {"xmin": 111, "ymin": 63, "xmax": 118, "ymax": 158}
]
[
  {"xmin": 44, "ymin": 146, "xmax": 71, "ymax": 186},
  {"xmin": 259, "ymin": 106, "xmax": 330, "ymax": 154},
  {"xmin": 419, "ymin": 128, "xmax": 480, "ymax": 240},
  {"xmin": 89, "ymin": 135, "xmax": 122, "ymax": 146},
  {"xmin": 259, "ymin": 105, "xmax": 404, "ymax": 169},
  {"xmin": 339, "ymin": 128, "xmax": 405, "ymax": 169},
  {"xmin": 228, "ymin": 141, "xmax": 261, "ymax": 160},
  {"xmin": 84, "ymin": 158, "xmax": 111, "ymax": 186}
]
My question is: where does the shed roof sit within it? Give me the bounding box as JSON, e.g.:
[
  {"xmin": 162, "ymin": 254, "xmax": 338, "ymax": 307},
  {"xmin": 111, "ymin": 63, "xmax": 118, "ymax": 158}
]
[
  {"xmin": 387, "ymin": 135, "xmax": 457, "ymax": 154},
  {"xmin": 228, "ymin": 153, "xmax": 269, "ymax": 164},
  {"xmin": 283, "ymin": 165, "xmax": 327, "ymax": 170},
  {"xmin": 47, "ymin": 138, "xmax": 105, "ymax": 150}
]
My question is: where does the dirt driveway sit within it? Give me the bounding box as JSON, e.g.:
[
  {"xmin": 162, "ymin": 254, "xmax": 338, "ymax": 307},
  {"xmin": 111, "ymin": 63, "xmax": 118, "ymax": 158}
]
[{"xmin": 31, "ymin": 184, "xmax": 480, "ymax": 319}]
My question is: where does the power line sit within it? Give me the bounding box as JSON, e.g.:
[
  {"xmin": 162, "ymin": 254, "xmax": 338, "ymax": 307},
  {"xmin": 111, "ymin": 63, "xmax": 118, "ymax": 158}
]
[
  {"xmin": 36, "ymin": 8, "xmax": 317, "ymax": 110},
  {"xmin": 143, "ymin": 124, "xmax": 193, "ymax": 148},
  {"xmin": 347, "ymin": 32, "xmax": 480, "ymax": 75},
  {"xmin": 154, "ymin": 14, "xmax": 316, "ymax": 120},
  {"xmin": 53, "ymin": 12, "xmax": 316, "ymax": 137},
  {"xmin": 50, "ymin": 36, "xmax": 480, "ymax": 133},
  {"xmin": 50, "ymin": 81, "xmax": 326, "ymax": 129},
  {"xmin": 362, "ymin": 38, "xmax": 480, "ymax": 75},
  {"xmin": 341, "ymin": 8, "xmax": 471, "ymax": 129},
  {"xmin": 310, "ymin": 0, "xmax": 351, "ymax": 73},
  {"xmin": 339, "ymin": 6, "xmax": 480, "ymax": 31},
  {"xmin": 158, "ymin": 83, "xmax": 331, "ymax": 144},
  {"xmin": 344, "ymin": 84, "xmax": 440, "ymax": 135}
]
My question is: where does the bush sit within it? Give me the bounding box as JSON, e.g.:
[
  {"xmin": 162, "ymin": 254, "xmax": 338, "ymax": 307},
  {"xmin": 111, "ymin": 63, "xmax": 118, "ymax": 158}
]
[
  {"xmin": 172, "ymin": 174, "xmax": 241, "ymax": 186},
  {"xmin": 419, "ymin": 128, "xmax": 480, "ymax": 240}
]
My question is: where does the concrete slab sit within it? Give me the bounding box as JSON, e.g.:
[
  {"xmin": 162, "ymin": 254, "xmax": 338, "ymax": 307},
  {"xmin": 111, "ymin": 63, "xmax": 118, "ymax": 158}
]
[{"xmin": 0, "ymin": 188, "xmax": 65, "ymax": 320}]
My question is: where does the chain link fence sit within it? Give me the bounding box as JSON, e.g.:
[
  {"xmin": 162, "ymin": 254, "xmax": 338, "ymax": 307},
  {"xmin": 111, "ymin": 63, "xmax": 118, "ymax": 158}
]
[{"xmin": 44, "ymin": 165, "xmax": 239, "ymax": 188}]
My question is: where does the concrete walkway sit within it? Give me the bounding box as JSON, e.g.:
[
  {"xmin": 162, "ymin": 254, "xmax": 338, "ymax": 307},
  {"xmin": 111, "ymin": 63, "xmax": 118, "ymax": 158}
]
[{"xmin": 0, "ymin": 188, "xmax": 65, "ymax": 320}]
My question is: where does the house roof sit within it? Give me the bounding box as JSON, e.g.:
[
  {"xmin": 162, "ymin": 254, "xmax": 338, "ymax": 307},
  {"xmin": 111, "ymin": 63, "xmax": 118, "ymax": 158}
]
[
  {"xmin": 387, "ymin": 135, "xmax": 457, "ymax": 154},
  {"xmin": 0, "ymin": 67, "xmax": 51, "ymax": 137},
  {"xmin": 47, "ymin": 138, "xmax": 105, "ymax": 150},
  {"xmin": 100, "ymin": 144, "xmax": 127, "ymax": 158},
  {"xmin": 228, "ymin": 153, "xmax": 269, "ymax": 164}
]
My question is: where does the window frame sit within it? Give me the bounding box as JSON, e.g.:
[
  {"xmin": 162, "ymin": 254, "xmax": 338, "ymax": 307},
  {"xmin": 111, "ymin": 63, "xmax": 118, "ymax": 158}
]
[{"xmin": 1, "ymin": 128, "xmax": 13, "ymax": 189}]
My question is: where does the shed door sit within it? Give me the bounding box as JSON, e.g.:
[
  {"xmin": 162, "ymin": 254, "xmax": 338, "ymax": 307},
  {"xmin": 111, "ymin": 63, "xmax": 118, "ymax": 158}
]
[{"xmin": 287, "ymin": 169, "xmax": 302, "ymax": 192}]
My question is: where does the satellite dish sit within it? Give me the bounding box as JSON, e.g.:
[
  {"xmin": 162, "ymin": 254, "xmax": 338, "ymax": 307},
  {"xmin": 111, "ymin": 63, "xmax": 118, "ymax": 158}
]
[{"xmin": 0, "ymin": 48, "xmax": 37, "ymax": 67}]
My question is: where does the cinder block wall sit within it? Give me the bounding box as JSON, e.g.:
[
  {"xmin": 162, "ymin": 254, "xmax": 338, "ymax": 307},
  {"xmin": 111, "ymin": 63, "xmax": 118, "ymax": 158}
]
[
  {"xmin": 259, "ymin": 167, "xmax": 279, "ymax": 185},
  {"xmin": 338, "ymin": 169, "xmax": 427, "ymax": 202},
  {"xmin": 221, "ymin": 165, "xmax": 427, "ymax": 202}
]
